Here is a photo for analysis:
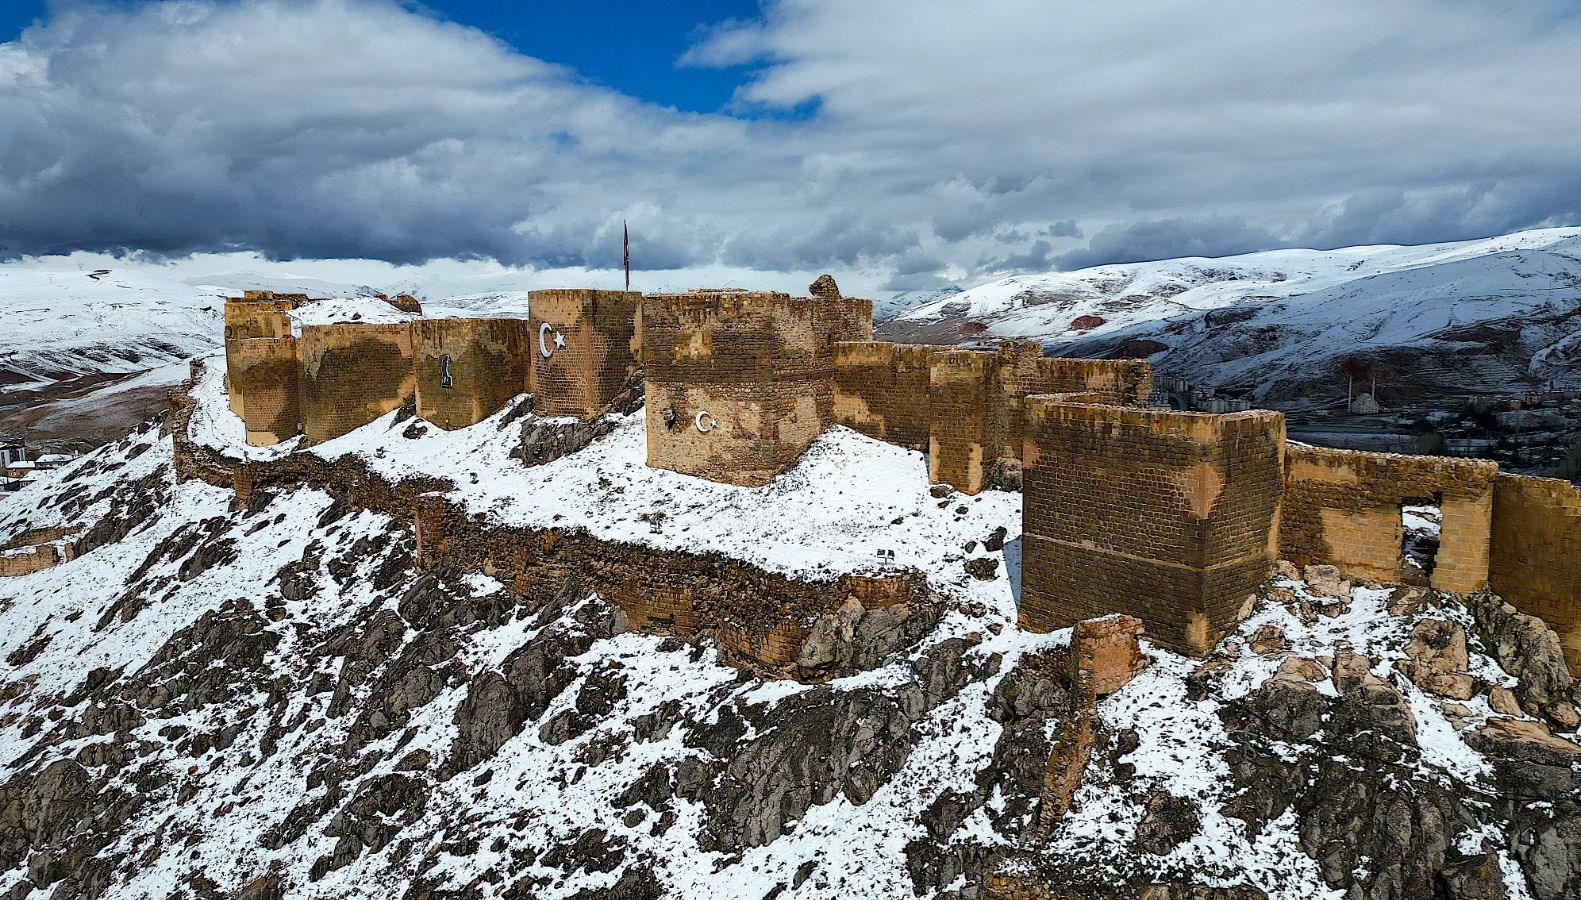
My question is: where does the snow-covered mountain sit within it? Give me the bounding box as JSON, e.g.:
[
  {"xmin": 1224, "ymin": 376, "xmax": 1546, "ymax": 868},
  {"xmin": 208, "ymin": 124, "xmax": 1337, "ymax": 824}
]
[
  {"xmin": 0, "ymin": 363, "xmax": 1577, "ymax": 899},
  {"xmin": 878, "ymin": 228, "xmax": 1581, "ymax": 405},
  {"xmin": 0, "ymin": 268, "xmax": 223, "ymax": 389}
]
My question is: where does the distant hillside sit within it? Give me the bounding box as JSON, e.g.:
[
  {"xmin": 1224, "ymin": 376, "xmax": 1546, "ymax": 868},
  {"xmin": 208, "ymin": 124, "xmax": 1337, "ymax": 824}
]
[{"xmin": 877, "ymin": 228, "xmax": 1581, "ymax": 407}]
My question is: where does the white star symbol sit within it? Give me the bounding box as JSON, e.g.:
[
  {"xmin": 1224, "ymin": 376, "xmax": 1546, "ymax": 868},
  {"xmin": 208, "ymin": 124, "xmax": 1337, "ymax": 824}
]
[{"xmin": 553, "ymin": 330, "xmax": 566, "ymax": 350}]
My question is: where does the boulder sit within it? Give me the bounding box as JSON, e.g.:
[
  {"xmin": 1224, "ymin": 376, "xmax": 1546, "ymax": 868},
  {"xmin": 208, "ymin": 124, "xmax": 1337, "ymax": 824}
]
[
  {"xmin": 1397, "ymin": 619, "xmax": 1474, "ymax": 701},
  {"xmin": 1303, "ymin": 564, "xmax": 1351, "ymax": 600}
]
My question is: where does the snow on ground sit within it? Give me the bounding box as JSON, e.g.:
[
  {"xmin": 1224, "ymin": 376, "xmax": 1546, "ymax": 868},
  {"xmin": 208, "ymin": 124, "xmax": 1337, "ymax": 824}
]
[{"xmin": 188, "ymin": 354, "xmax": 1021, "ymax": 612}]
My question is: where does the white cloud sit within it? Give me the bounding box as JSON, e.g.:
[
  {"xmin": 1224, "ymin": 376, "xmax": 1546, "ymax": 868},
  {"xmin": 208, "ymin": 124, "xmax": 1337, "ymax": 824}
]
[{"xmin": 2, "ymin": 0, "xmax": 1580, "ymax": 293}]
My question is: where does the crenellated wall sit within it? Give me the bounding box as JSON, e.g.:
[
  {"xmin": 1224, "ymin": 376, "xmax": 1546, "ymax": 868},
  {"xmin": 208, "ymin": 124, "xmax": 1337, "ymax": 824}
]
[
  {"xmin": 1280, "ymin": 446, "xmax": 1496, "ymax": 594},
  {"xmin": 299, "ymin": 323, "xmax": 417, "ymax": 443},
  {"xmin": 528, "ymin": 289, "xmax": 643, "ymax": 419},
  {"xmin": 1490, "ymin": 473, "xmax": 1581, "ymax": 668},
  {"xmin": 414, "ymin": 318, "xmax": 530, "ymax": 430},
  {"xmin": 642, "ymin": 289, "xmax": 872, "ymax": 486},
  {"xmin": 1020, "ymin": 400, "xmax": 1285, "ymax": 655}
]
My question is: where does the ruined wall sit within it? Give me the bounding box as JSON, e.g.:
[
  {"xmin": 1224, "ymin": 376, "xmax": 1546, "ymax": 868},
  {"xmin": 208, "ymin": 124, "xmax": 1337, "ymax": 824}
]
[
  {"xmin": 414, "ymin": 318, "xmax": 529, "ymax": 430},
  {"xmin": 831, "ymin": 342, "xmax": 936, "ymax": 450},
  {"xmin": 1281, "ymin": 446, "xmax": 1496, "ymax": 594},
  {"xmin": 1489, "ymin": 474, "xmax": 1581, "ymax": 668},
  {"xmin": 0, "ymin": 527, "xmax": 79, "ymax": 578},
  {"xmin": 223, "ymin": 293, "xmax": 298, "ymax": 413},
  {"xmin": 643, "ymin": 290, "xmax": 871, "ymax": 486},
  {"xmin": 1021, "ymin": 401, "xmax": 1285, "ymax": 655},
  {"xmin": 231, "ymin": 337, "xmax": 302, "ymax": 446},
  {"xmin": 300, "ymin": 323, "xmax": 416, "ymax": 444},
  {"xmin": 527, "ymin": 290, "xmax": 642, "ymax": 419}
]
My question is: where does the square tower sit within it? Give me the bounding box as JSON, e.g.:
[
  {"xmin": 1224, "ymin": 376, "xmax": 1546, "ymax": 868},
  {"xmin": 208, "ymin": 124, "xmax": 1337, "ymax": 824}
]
[
  {"xmin": 414, "ymin": 318, "xmax": 530, "ymax": 430},
  {"xmin": 527, "ymin": 289, "xmax": 643, "ymax": 419},
  {"xmin": 223, "ymin": 291, "xmax": 302, "ymax": 413},
  {"xmin": 1020, "ymin": 400, "xmax": 1285, "ymax": 655},
  {"xmin": 642, "ymin": 289, "xmax": 873, "ymax": 486}
]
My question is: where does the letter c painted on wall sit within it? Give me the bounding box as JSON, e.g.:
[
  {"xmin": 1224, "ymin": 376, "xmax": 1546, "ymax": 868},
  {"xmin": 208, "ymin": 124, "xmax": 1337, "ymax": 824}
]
[{"xmin": 695, "ymin": 411, "xmax": 718, "ymax": 434}]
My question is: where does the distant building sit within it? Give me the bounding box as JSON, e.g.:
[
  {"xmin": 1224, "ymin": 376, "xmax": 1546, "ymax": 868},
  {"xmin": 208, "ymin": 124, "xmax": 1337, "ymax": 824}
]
[{"xmin": 1350, "ymin": 392, "xmax": 1382, "ymax": 414}]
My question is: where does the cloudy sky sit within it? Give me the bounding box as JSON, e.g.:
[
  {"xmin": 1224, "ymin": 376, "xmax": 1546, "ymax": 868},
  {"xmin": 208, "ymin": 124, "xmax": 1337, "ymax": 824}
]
[{"xmin": 2, "ymin": 0, "xmax": 1580, "ymax": 296}]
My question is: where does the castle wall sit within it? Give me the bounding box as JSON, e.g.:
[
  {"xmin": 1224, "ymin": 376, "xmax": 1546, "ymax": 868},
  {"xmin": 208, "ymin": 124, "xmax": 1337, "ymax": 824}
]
[
  {"xmin": 1021, "ymin": 401, "xmax": 1285, "ymax": 655},
  {"xmin": 414, "ymin": 318, "xmax": 530, "ymax": 430},
  {"xmin": 831, "ymin": 340, "xmax": 1152, "ymax": 493},
  {"xmin": 0, "ymin": 527, "xmax": 79, "ymax": 578},
  {"xmin": 527, "ymin": 289, "xmax": 642, "ymax": 419},
  {"xmin": 300, "ymin": 323, "xmax": 416, "ymax": 443},
  {"xmin": 231, "ymin": 337, "xmax": 302, "ymax": 446},
  {"xmin": 1280, "ymin": 446, "xmax": 1496, "ymax": 594},
  {"xmin": 831, "ymin": 342, "xmax": 936, "ymax": 450},
  {"xmin": 1489, "ymin": 473, "xmax": 1581, "ymax": 668},
  {"xmin": 643, "ymin": 291, "xmax": 869, "ymax": 486}
]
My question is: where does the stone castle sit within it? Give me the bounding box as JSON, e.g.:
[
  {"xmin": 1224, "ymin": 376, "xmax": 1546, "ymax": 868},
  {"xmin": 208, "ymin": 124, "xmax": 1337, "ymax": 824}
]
[{"xmin": 215, "ymin": 280, "xmax": 1581, "ymax": 669}]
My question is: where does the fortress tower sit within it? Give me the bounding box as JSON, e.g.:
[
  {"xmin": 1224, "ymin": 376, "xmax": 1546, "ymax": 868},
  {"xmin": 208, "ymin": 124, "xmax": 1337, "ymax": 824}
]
[
  {"xmin": 1020, "ymin": 400, "xmax": 1286, "ymax": 655},
  {"xmin": 643, "ymin": 287, "xmax": 873, "ymax": 486},
  {"xmin": 222, "ymin": 291, "xmax": 302, "ymax": 415},
  {"xmin": 528, "ymin": 289, "xmax": 643, "ymax": 419},
  {"xmin": 300, "ymin": 323, "xmax": 417, "ymax": 443},
  {"xmin": 414, "ymin": 318, "xmax": 530, "ymax": 430}
]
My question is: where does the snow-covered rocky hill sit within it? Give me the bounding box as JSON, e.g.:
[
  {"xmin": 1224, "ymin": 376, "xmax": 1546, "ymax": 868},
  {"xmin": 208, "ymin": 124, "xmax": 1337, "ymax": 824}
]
[
  {"xmin": 878, "ymin": 229, "xmax": 1581, "ymax": 406},
  {"xmin": 0, "ymin": 361, "xmax": 1578, "ymax": 899}
]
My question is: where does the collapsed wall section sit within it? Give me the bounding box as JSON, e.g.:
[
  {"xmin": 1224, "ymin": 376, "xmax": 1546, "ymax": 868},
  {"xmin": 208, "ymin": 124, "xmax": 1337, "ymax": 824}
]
[
  {"xmin": 527, "ymin": 289, "xmax": 642, "ymax": 419},
  {"xmin": 300, "ymin": 323, "xmax": 416, "ymax": 443},
  {"xmin": 1281, "ymin": 446, "xmax": 1495, "ymax": 594},
  {"xmin": 642, "ymin": 290, "xmax": 871, "ymax": 486},
  {"xmin": 1489, "ymin": 473, "xmax": 1581, "ymax": 668},
  {"xmin": 414, "ymin": 318, "xmax": 529, "ymax": 430},
  {"xmin": 1021, "ymin": 401, "xmax": 1284, "ymax": 655},
  {"xmin": 231, "ymin": 337, "xmax": 302, "ymax": 446}
]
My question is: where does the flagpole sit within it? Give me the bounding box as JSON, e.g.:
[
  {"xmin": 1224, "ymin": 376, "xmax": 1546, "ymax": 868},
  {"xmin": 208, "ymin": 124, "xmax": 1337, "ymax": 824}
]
[{"xmin": 623, "ymin": 219, "xmax": 630, "ymax": 291}]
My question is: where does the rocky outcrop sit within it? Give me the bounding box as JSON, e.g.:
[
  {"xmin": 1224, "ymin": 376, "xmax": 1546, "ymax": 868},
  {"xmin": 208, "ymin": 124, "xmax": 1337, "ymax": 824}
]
[{"xmin": 1467, "ymin": 591, "xmax": 1581, "ymax": 730}]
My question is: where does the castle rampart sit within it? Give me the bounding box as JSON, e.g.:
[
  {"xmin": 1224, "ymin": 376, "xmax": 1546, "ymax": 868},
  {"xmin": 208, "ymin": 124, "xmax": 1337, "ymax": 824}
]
[
  {"xmin": 414, "ymin": 318, "xmax": 530, "ymax": 430},
  {"xmin": 528, "ymin": 289, "xmax": 643, "ymax": 419},
  {"xmin": 1280, "ymin": 446, "xmax": 1496, "ymax": 594},
  {"xmin": 1490, "ymin": 473, "xmax": 1581, "ymax": 667},
  {"xmin": 832, "ymin": 339, "xmax": 1152, "ymax": 493},
  {"xmin": 1020, "ymin": 401, "xmax": 1285, "ymax": 654},
  {"xmin": 300, "ymin": 323, "xmax": 417, "ymax": 443}
]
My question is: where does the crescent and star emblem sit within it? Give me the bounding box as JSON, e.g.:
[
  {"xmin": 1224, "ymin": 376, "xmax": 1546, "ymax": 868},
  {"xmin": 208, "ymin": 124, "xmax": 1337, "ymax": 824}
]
[
  {"xmin": 694, "ymin": 411, "xmax": 718, "ymax": 434},
  {"xmin": 538, "ymin": 322, "xmax": 566, "ymax": 358}
]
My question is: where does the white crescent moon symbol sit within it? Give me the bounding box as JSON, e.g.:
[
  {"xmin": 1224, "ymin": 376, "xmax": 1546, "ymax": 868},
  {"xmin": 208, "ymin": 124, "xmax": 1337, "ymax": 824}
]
[
  {"xmin": 695, "ymin": 411, "xmax": 716, "ymax": 433},
  {"xmin": 539, "ymin": 322, "xmax": 554, "ymax": 358}
]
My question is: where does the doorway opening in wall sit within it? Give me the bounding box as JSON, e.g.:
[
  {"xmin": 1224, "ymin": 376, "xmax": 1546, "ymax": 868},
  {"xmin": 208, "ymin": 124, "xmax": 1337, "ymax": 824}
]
[{"xmin": 1400, "ymin": 494, "xmax": 1442, "ymax": 585}]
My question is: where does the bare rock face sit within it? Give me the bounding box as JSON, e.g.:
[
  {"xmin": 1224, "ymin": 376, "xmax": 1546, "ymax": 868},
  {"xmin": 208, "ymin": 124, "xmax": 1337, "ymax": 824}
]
[
  {"xmin": 1133, "ymin": 791, "xmax": 1200, "ymax": 856},
  {"xmin": 1397, "ymin": 618, "xmax": 1474, "ymax": 701},
  {"xmin": 1464, "ymin": 718, "xmax": 1581, "ymax": 801},
  {"xmin": 1468, "ymin": 592, "xmax": 1581, "ymax": 729}
]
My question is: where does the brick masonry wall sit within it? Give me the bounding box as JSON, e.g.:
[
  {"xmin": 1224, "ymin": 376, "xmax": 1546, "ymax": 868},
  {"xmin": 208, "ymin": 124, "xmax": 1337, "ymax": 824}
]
[
  {"xmin": 231, "ymin": 337, "xmax": 302, "ymax": 446},
  {"xmin": 300, "ymin": 323, "xmax": 417, "ymax": 444},
  {"xmin": 831, "ymin": 342, "xmax": 935, "ymax": 450},
  {"xmin": 1281, "ymin": 446, "xmax": 1496, "ymax": 594},
  {"xmin": 1489, "ymin": 473, "xmax": 1581, "ymax": 669},
  {"xmin": 831, "ymin": 340, "xmax": 1151, "ymax": 493},
  {"xmin": 528, "ymin": 290, "xmax": 642, "ymax": 419},
  {"xmin": 1020, "ymin": 401, "xmax": 1284, "ymax": 655},
  {"xmin": 643, "ymin": 290, "xmax": 871, "ymax": 486},
  {"xmin": 0, "ymin": 544, "xmax": 61, "ymax": 577},
  {"xmin": 414, "ymin": 318, "xmax": 530, "ymax": 430}
]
